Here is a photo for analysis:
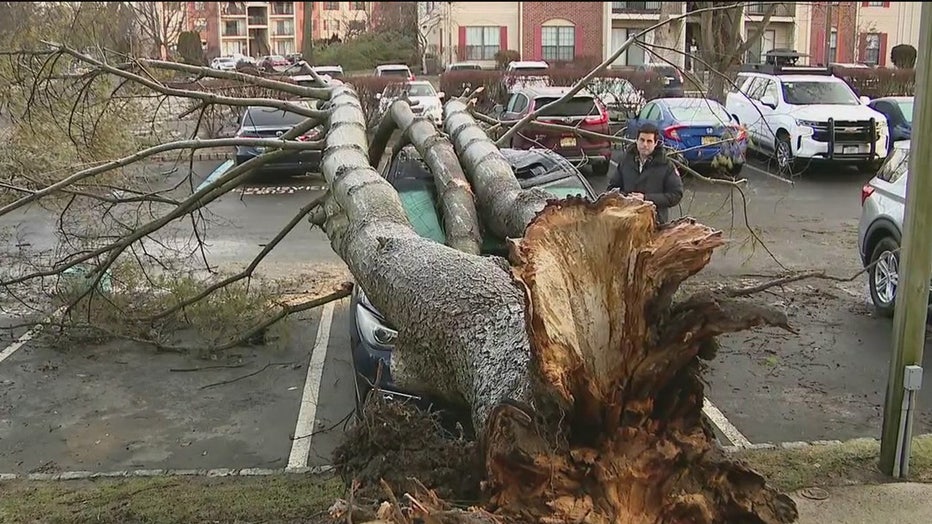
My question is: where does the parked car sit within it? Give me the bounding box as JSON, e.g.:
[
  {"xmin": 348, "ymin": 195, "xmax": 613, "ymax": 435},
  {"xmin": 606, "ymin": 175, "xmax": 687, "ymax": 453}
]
[
  {"xmin": 311, "ymin": 65, "xmax": 344, "ymax": 80},
  {"xmin": 626, "ymin": 97, "xmax": 748, "ymax": 174},
  {"xmin": 504, "ymin": 60, "xmax": 550, "ymax": 92},
  {"xmin": 868, "ymin": 96, "xmax": 913, "ymax": 152},
  {"xmin": 374, "ymin": 64, "xmax": 415, "ymax": 81},
  {"xmin": 444, "ymin": 62, "xmax": 482, "ymax": 73},
  {"xmin": 593, "ymin": 77, "xmax": 646, "ymax": 122},
  {"xmin": 856, "ymin": 140, "xmax": 925, "ymax": 317},
  {"xmin": 258, "ymin": 55, "xmax": 290, "ymax": 71},
  {"xmin": 234, "ymin": 104, "xmax": 325, "ymax": 176},
  {"xmin": 210, "ymin": 56, "xmax": 237, "ymax": 71},
  {"xmin": 497, "ymin": 86, "xmax": 612, "ymax": 176},
  {"xmin": 376, "ymin": 81, "xmax": 445, "ymax": 125},
  {"xmin": 636, "ymin": 63, "xmax": 686, "ymax": 98},
  {"xmin": 725, "ymin": 65, "xmax": 889, "ymax": 175},
  {"xmin": 349, "ymin": 145, "xmax": 596, "ymax": 416}
]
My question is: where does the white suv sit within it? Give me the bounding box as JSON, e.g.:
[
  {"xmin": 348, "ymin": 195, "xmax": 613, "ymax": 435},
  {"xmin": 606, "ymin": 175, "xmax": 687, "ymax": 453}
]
[{"xmin": 725, "ymin": 66, "xmax": 889, "ymax": 175}]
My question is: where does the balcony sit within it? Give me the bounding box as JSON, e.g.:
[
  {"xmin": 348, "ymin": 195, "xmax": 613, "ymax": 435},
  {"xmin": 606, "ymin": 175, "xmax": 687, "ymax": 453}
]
[
  {"xmin": 746, "ymin": 2, "xmax": 795, "ymax": 18},
  {"xmin": 271, "ymin": 20, "xmax": 295, "ymax": 37},
  {"xmin": 222, "ymin": 20, "xmax": 247, "ymax": 37},
  {"xmin": 248, "ymin": 15, "xmax": 267, "ymax": 25},
  {"xmin": 221, "ymin": 2, "xmax": 246, "ymax": 16},
  {"xmin": 612, "ymin": 1, "xmax": 662, "ymax": 14},
  {"xmin": 271, "ymin": 2, "xmax": 294, "ymax": 16}
]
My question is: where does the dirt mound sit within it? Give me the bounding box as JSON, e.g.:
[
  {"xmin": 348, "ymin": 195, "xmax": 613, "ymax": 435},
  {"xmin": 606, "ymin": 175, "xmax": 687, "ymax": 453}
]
[{"xmin": 332, "ymin": 395, "xmax": 482, "ymax": 503}]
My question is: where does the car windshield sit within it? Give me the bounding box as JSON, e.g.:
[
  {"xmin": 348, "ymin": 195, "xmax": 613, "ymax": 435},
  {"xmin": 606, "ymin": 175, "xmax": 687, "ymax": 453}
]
[
  {"xmin": 649, "ymin": 66, "xmax": 677, "ymax": 77},
  {"xmin": 534, "ymin": 96, "xmax": 598, "ymax": 117},
  {"xmin": 781, "ymin": 81, "xmax": 859, "ymax": 105},
  {"xmin": 669, "ymin": 102, "xmax": 732, "ymax": 123},
  {"xmin": 380, "ymin": 68, "xmax": 410, "ymax": 76},
  {"xmin": 898, "ymin": 100, "xmax": 914, "ymax": 123},
  {"xmin": 406, "ymin": 83, "xmax": 436, "ymax": 97},
  {"xmin": 537, "ymin": 177, "xmax": 589, "ymax": 198},
  {"xmin": 243, "ymin": 106, "xmax": 308, "ymax": 127},
  {"xmin": 451, "ymin": 65, "xmax": 480, "ymax": 71},
  {"xmin": 512, "ymin": 67, "xmax": 548, "ymax": 75}
]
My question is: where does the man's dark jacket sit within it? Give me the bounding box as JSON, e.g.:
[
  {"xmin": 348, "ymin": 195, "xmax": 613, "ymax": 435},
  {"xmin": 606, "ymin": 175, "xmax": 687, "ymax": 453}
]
[{"xmin": 607, "ymin": 145, "xmax": 684, "ymax": 224}]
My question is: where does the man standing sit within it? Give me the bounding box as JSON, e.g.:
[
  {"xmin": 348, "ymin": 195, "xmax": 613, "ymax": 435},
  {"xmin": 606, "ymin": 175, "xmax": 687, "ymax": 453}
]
[{"xmin": 607, "ymin": 123, "xmax": 684, "ymax": 224}]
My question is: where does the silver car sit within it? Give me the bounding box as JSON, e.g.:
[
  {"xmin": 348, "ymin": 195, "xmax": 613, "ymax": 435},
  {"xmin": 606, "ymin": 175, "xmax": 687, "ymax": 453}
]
[{"xmin": 857, "ymin": 140, "xmax": 911, "ymax": 316}]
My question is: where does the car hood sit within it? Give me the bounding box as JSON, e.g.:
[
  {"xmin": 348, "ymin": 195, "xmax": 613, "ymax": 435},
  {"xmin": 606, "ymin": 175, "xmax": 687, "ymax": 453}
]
[
  {"xmin": 789, "ymin": 104, "xmax": 888, "ymax": 123},
  {"xmin": 407, "ymin": 95, "xmax": 442, "ymax": 108}
]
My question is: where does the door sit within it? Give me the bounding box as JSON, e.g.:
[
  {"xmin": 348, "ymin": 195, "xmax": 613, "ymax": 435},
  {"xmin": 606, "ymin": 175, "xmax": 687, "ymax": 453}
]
[{"xmin": 755, "ymin": 79, "xmax": 781, "ymax": 150}]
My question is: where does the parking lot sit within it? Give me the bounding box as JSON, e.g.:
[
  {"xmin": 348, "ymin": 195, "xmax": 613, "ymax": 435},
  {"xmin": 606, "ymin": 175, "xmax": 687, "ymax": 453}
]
[{"xmin": 1, "ymin": 153, "xmax": 930, "ymax": 476}]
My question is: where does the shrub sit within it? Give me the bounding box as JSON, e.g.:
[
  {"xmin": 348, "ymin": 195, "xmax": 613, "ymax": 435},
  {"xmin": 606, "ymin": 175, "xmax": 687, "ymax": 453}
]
[
  {"xmin": 177, "ymin": 31, "xmax": 206, "ymax": 66},
  {"xmin": 343, "ymin": 75, "xmax": 397, "ymax": 127},
  {"xmin": 833, "ymin": 67, "xmax": 916, "ymax": 98},
  {"xmin": 891, "ymin": 44, "xmax": 917, "ymax": 69},
  {"xmin": 311, "ymin": 32, "xmax": 417, "ymax": 72},
  {"xmin": 494, "ymin": 49, "xmax": 520, "ymax": 70}
]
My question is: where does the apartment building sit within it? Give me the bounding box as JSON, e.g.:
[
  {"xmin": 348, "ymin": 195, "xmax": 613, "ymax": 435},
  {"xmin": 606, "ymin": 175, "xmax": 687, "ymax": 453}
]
[
  {"xmin": 316, "ymin": 2, "xmax": 373, "ymax": 41},
  {"xmin": 419, "ymin": 2, "xmax": 805, "ymax": 69},
  {"xmin": 855, "ymin": 1, "xmax": 922, "ymax": 66},
  {"xmin": 187, "ymin": 2, "xmax": 306, "ymax": 58}
]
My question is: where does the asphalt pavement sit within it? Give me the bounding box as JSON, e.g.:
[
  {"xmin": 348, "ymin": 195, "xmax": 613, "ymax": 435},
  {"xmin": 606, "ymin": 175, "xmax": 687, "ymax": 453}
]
[{"xmin": 1, "ymin": 154, "xmax": 928, "ymax": 476}]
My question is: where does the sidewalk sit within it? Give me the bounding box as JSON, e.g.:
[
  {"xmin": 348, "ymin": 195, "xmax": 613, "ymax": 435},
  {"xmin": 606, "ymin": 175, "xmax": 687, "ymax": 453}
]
[{"xmin": 792, "ymin": 482, "xmax": 932, "ymax": 523}]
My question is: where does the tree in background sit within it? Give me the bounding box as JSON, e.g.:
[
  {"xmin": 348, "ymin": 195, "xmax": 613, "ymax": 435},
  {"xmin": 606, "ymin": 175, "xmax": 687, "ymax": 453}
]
[
  {"xmin": 177, "ymin": 31, "xmax": 206, "ymax": 65},
  {"xmin": 126, "ymin": 1, "xmax": 187, "ymax": 60}
]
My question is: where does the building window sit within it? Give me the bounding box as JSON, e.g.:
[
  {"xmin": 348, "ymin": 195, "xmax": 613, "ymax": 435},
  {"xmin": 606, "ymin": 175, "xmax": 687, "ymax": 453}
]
[
  {"xmin": 323, "ymin": 19, "xmax": 341, "ymax": 32},
  {"xmin": 273, "ymin": 19, "xmax": 294, "ymax": 35},
  {"xmin": 746, "ymin": 28, "xmax": 776, "ymax": 64},
  {"xmin": 223, "ymin": 19, "xmax": 246, "ymax": 37},
  {"xmin": 221, "ymin": 40, "xmax": 246, "ymax": 56},
  {"xmin": 864, "ymin": 33, "xmax": 881, "ymax": 64},
  {"xmin": 351, "ymin": 1, "xmax": 366, "ymax": 9},
  {"xmin": 867, "ymin": 1, "xmax": 886, "ymax": 6},
  {"xmin": 611, "ymin": 28, "xmax": 646, "ymax": 66},
  {"xmin": 542, "ymin": 25, "xmax": 575, "ymax": 62},
  {"xmin": 194, "ymin": 2, "xmax": 206, "ymax": 10},
  {"xmin": 271, "ymin": 2, "xmax": 294, "ymax": 15},
  {"xmin": 194, "ymin": 17, "xmax": 208, "ymax": 32},
  {"xmin": 324, "ymin": 2, "xmax": 339, "ymax": 10},
  {"xmin": 464, "ymin": 26, "xmax": 499, "ymax": 60},
  {"xmin": 828, "ymin": 29, "xmax": 837, "ymax": 63},
  {"xmin": 274, "ymin": 40, "xmax": 296, "ymax": 55},
  {"xmin": 611, "ymin": 1, "xmax": 662, "ymax": 12}
]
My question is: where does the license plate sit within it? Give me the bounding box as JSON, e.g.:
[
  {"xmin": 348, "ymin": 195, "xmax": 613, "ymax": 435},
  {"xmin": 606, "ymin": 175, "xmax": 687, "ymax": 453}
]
[
  {"xmin": 701, "ymin": 136, "xmax": 717, "ymax": 145},
  {"xmin": 663, "ymin": 78, "xmax": 671, "ymax": 85},
  {"xmin": 560, "ymin": 137, "xmax": 576, "ymax": 148},
  {"xmin": 843, "ymin": 145, "xmax": 859, "ymax": 154}
]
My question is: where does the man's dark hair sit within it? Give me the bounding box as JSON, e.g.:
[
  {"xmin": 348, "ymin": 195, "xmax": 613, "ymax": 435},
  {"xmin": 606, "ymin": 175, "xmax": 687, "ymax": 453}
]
[{"xmin": 637, "ymin": 122, "xmax": 660, "ymax": 141}]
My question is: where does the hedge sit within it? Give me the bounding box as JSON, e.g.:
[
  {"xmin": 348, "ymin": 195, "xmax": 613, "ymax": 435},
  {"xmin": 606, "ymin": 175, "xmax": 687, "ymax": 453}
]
[{"xmin": 831, "ymin": 66, "xmax": 916, "ymax": 98}]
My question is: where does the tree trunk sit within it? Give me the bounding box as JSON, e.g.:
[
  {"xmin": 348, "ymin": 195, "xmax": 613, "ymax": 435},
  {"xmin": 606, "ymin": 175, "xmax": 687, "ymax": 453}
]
[
  {"xmin": 325, "ymin": 86, "xmax": 798, "ymax": 522},
  {"xmin": 443, "ymin": 99, "xmax": 553, "ymax": 240},
  {"xmin": 319, "ymin": 86, "xmax": 534, "ymax": 430},
  {"xmin": 388, "ymin": 100, "xmax": 482, "ymax": 255},
  {"xmin": 653, "ymin": 2, "xmax": 684, "ymax": 68}
]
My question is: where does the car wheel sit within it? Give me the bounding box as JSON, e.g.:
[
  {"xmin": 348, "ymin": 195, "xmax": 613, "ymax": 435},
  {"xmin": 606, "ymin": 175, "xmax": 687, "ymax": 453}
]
[
  {"xmin": 775, "ymin": 133, "xmax": 795, "ymax": 176},
  {"xmin": 868, "ymin": 236, "xmax": 900, "ymax": 318}
]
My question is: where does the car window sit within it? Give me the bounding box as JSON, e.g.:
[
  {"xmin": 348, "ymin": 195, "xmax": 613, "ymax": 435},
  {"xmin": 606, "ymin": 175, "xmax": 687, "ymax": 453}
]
[
  {"xmin": 513, "ymin": 95, "xmax": 529, "ymax": 113},
  {"xmin": 898, "ymin": 100, "xmax": 914, "ymax": 123},
  {"xmin": 511, "ymin": 67, "xmax": 548, "ymax": 75},
  {"xmin": 533, "ymin": 96, "xmax": 598, "ymax": 117},
  {"xmin": 405, "ymin": 83, "xmax": 436, "ymax": 97},
  {"xmin": 380, "ymin": 68, "xmax": 410, "ymax": 77},
  {"xmin": 669, "ymin": 102, "xmax": 731, "ymax": 122},
  {"xmin": 505, "ymin": 93, "xmax": 521, "ymax": 112},
  {"xmin": 645, "ymin": 103, "xmax": 662, "ymax": 121},
  {"xmin": 537, "ymin": 176, "xmax": 589, "ymax": 199},
  {"xmin": 782, "ymin": 81, "xmax": 859, "ymax": 105},
  {"xmin": 242, "ymin": 106, "xmax": 308, "ymax": 127},
  {"xmin": 877, "ymin": 146, "xmax": 910, "ymax": 184},
  {"xmin": 746, "ymin": 78, "xmax": 767, "ymax": 100},
  {"xmin": 637, "ymin": 102, "xmax": 654, "ymax": 120},
  {"xmin": 763, "ymin": 80, "xmax": 780, "ymax": 101},
  {"xmin": 732, "ymin": 75, "xmax": 751, "ymax": 93}
]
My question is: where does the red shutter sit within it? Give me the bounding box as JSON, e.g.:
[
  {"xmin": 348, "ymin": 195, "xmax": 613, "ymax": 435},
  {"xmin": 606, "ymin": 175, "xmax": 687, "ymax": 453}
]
[
  {"xmin": 573, "ymin": 26, "xmax": 582, "ymax": 61},
  {"xmin": 879, "ymin": 32, "xmax": 888, "ymax": 66},
  {"xmin": 458, "ymin": 26, "xmax": 466, "ymax": 60},
  {"xmin": 499, "ymin": 26, "xmax": 508, "ymax": 53},
  {"xmin": 533, "ymin": 26, "xmax": 542, "ymax": 60},
  {"xmin": 883, "ymin": 1, "xmax": 890, "ymax": 7},
  {"xmin": 860, "ymin": 1, "xmax": 868, "ymax": 5},
  {"xmin": 857, "ymin": 33, "xmax": 868, "ymax": 63}
]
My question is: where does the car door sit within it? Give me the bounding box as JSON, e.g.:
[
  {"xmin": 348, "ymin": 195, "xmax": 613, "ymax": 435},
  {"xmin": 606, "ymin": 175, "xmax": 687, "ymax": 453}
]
[
  {"xmin": 742, "ymin": 78, "xmax": 769, "ymax": 147},
  {"xmin": 726, "ymin": 74, "xmax": 756, "ymax": 127},
  {"xmin": 755, "ymin": 79, "xmax": 782, "ymax": 151},
  {"xmin": 626, "ymin": 102, "xmax": 660, "ymax": 138},
  {"xmin": 502, "ymin": 94, "xmax": 530, "ymax": 146}
]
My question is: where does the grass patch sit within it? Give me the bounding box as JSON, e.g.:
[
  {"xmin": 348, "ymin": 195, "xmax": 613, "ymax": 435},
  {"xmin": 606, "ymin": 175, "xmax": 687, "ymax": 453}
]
[
  {"xmin": 0, "ymin": 473, "xmax": 344, "ymax": 523},
  {"xmin": 735, "ymin": 435, "xmax": 932, "ymax": 492}
]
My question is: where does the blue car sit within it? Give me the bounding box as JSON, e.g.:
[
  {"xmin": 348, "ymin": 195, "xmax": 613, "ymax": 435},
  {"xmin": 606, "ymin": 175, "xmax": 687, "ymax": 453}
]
[
  {"xmin": 626, "ymin": 97, "xmax": 748, "ymax": 175},
  {"xmin": 867, "ymin": 96, "xmax": 912, "ymax": 153}
]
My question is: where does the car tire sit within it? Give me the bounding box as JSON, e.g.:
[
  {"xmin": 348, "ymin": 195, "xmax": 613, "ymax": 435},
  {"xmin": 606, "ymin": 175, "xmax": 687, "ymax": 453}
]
[
  {"xmin": 774, "ymin": 133, "xmax": 796, "ymax": 176},
  {"xmin": 868, "ymin": 236, "xmax": 900, "ymax": 318}
]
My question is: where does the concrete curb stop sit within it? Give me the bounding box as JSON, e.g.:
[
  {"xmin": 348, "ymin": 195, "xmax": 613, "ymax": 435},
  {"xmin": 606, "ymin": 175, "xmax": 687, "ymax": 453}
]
[
  {"xmin": 717, "ymin": 434, "xmax": 932, "ymax": 454},
  {"xmin": 149, "ymin": 151, "xmax": 231, "ymax": 163},
  {"xmin": 0, "ymin": 465, "xmax": 334, "ymax": 482}
]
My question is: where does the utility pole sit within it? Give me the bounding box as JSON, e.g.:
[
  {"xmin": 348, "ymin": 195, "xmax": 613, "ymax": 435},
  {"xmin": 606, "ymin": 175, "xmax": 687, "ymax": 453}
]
[
  {"xmin": 879, "ymin": 2, "xmax": 932, "ymax": 478},
  {"xmin": 823, "ymin": 2, "xmax": 833, "ymax": 65}
]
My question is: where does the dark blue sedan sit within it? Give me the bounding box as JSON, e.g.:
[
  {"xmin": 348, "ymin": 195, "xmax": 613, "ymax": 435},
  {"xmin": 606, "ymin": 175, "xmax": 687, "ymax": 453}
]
[
  {"xmin": 868, "ymin": 96, "xmax": 913, "ymax": 153},
  {"xmin": 626, "ymin": 97, "xmax": 748, "ymax": 175}
]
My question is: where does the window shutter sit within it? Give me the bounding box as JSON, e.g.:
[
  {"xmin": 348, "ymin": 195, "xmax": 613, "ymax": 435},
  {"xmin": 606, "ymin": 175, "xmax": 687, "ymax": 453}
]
[
  {"xmin": 499, "ymin": 26, "xmax": 508, "ymax": 53},
  {"xmin": 858, "ymin": 33, "xmax": 868, "ymax": 63},
  {"xmin": 879, "ymin": 33, "xmax": 888, "ymax": 66},
  {"xmin": 458, "ymin": 26, "xmax": 466, "ymax": 60},
  {"xmin": 533, "ymin": 26, "xmax": 542, "ymax": 60}
]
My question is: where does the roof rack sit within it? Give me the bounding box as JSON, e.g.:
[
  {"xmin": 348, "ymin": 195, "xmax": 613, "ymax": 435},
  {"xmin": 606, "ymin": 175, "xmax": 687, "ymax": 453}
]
[{"xmin": 738, "ymin": 63, "xmax": 834, "ymax": 76}]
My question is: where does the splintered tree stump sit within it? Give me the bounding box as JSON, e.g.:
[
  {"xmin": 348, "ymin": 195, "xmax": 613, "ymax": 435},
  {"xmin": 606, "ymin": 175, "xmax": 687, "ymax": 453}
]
[{"xmin": 483, "ymin": 193, "xmax": 798, "ymax": 523}]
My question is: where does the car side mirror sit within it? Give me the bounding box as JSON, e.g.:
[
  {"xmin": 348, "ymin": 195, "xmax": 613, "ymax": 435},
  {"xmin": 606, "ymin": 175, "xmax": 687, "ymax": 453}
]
[
  {"xmin": 374, "ymin": 93, "xmax": 381, "ymax": 100},
  {"xmin": 437, "ymin": 91, "xmax": 445, "ymax": 99},
  {"xmin": 759, "ymin": 94, "xmax": 777, "ymax": 109},
  {"xmin": 860, "ymin": 95, "xmax": 871, "ymax": 105}
]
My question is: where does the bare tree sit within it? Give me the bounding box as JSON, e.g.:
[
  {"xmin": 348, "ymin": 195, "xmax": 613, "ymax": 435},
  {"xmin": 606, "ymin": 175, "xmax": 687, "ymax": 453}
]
[{"xmin": 126, "ymin": 1, "xmax": 187, "ymax": 60}]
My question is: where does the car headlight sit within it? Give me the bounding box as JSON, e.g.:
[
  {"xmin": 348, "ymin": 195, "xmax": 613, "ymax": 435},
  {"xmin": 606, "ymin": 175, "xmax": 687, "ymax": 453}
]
[
  {"xmin": 875, "ymin": 119, "xmax": 888, "ymax": 137},
  {"xmin": 795, "ymin": 119, "xmax": 819, "ymax": 137},
  {"xmin": 355, "ymin": 290, "xmax": 398, "ymax": 349}
]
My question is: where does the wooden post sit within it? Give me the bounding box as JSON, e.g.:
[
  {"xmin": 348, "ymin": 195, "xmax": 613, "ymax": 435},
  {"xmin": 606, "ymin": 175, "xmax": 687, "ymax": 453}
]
[{"xmin": 879, "ymin": 2, "xmax": 932, "ymax": 477}]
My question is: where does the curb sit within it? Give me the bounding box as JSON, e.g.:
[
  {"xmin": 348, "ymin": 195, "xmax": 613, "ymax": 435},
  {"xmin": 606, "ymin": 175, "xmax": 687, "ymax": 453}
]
[
  {"xmin": 718, "ymin": 433, "xmax": 932, "ymax": 454},
  {"xmin": 0, "ymin": 465, "xmax": 333, "ymax": 482},
  {"xmin": 149, "ymin": 151, "xmax": 231, "ymax": 163}
]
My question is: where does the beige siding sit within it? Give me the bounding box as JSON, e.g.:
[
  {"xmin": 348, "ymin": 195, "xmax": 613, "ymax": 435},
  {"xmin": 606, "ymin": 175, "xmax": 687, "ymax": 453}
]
[
  {"xmin": 858, "ymin": 2, "xmax": 922, "ymax": 50},
  {"xmin": 420, "ymin": 2, "xmax": 520, "ymax": 67}
]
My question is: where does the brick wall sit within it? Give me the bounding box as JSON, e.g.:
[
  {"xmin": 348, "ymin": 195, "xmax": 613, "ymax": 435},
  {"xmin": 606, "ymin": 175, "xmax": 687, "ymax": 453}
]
[
  {"xmin": 521, "ymin": 2, "xmax": 603, "ymax": 65},
  {"xmin": 808, "ymin": 2, "xmax": 858, "ymax": 65}
]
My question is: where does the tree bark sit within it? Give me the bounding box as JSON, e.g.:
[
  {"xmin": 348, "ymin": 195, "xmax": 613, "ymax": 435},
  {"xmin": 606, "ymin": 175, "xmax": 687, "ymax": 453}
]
[
  {"xmin": 318, "ymin": 85, "xmax": 534, "ymax": 430},
  {"xmin": 443, "ymin": 99, "xmax": 553, "ymax": 240},
  {"xmin": 388, "ymin": 100, "xmax": 482, "ymax": 255},
  {"xmin": 326, "ymin": 86, "xmax": 798, "ymax": 522}
]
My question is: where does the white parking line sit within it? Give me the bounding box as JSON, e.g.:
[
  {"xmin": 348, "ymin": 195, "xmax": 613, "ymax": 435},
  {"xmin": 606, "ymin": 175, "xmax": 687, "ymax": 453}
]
[
  {"xmin": 0, "ymin": 325, "xmax": 42, "ymax": 365},
  {"xmin": 286, "ymin": 301, "xmax": 336, "ymax": 471},
  {"xmin": 703, "ymin": 397, "xmax": 752, "ymax": 448}
]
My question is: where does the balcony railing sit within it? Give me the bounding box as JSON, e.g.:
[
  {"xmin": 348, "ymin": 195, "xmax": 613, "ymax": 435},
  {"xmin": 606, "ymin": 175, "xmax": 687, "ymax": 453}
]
[
  {"xmin": 612, "ymin": 1, "xmax": 662, "ymax": 13},
  {"xmin": 221, "ymin": 22, "xmax": 246, "ymax": 37},
  {"xmin": 221, "ymin": 2, "xmax": 246, "ymax": 16},
  {"xmin": 248, "ymin": 15, "xmax": 267, "ymax": 25},
  {"xmin": 271, "ymin": 2, "xmax": 294, "ymax": 16},
  {"xmin": 746, "ymin": 2, "xmax": 795, "ymax": 18}
]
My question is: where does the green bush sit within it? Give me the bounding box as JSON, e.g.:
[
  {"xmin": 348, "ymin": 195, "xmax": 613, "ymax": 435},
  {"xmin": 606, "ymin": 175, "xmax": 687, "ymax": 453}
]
[{"xmin": 310, "ymin": 32, "xmax": 417, "ymax": 72}]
